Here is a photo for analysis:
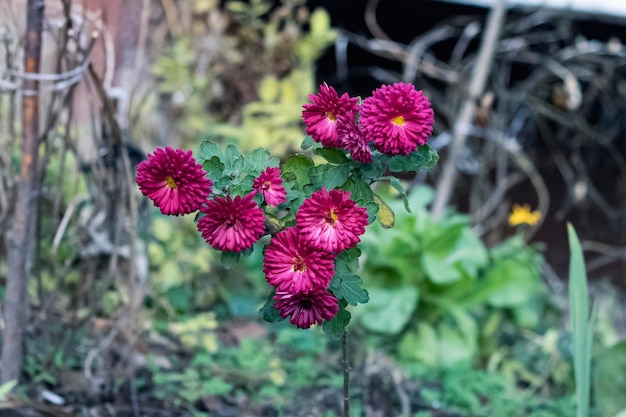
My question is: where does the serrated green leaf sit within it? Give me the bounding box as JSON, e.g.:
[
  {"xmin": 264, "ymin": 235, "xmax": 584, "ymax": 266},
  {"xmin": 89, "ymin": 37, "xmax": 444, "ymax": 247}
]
[
  {"xmin": 246, "ymin": 147, "xmax": 280, "ymax": 175},
  {"xmin": 334, "ymin": 248, "xmax": 361, "ymax": 276},
  {"xmin": 386, "ymin": 145, "xmax": 439, "ymax": 172},
  {"xmin": 198, "ymin": 139, "xmax": 224, "ymax": 163},
  {"xmin": 330, "ymin": 274, "xmax": 369, "ymax": 306},
  {"xmin": 342, "ymin": 177, "xmax": 374, "ymax": 205},
  {"xmin": 360, "ymin": 158, "xmax": 387, "ymax": 180},
  {"xmin": 314, "ymin": 147, "xmax": 350, "ymax": 164},
  {"xmin": 309, "ymin": 163, "xmax": 350, "ymax": 190},
  {"xmin": 282, "ymin": 154, "xmax": 314, "ymax": 187},
  {"xmin": 361, "ymin": 200, "xmax": 379, "ymax": 224},
  {"xmin": 203, "ymin": 156, "xmax": 225, "ymax": 182},
  {"xmin": 322, "ymin": 303, "xmax": 351, "ymax": 340},
  {"xmin": 221, "ymin": 251, "xmax": 240, "ymax": 270}
]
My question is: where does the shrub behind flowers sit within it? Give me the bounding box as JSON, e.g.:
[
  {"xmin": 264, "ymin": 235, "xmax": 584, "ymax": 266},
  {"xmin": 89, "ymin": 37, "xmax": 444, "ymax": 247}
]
[{"xmin": 136, "ymin": 82, "xmax": 438, "ymax": 337}]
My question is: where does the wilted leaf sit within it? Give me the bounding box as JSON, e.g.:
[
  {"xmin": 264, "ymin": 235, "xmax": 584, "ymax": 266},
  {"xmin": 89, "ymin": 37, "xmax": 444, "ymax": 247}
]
[{"xmin": 374, "ymin": 194, "xmax": 395, "ymax": 228}]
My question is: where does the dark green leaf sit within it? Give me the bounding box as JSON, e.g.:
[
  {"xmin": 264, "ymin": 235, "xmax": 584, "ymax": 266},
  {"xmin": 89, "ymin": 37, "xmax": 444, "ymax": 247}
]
[
  {"xmin": 334, "ymin": 248, "xmax": 361, "ymax": 276},
  {"xmin": 361, "ymin": 200, "xmax": 379, "ymax": 224},
  {"xmin": 258, "ymin": 291, "xmax": 283, "ymax": 323},
  {"xmin": 342, "ymin": 177, "xmax": 374, "ymax": 205},
  {"xmin": 385, "ymin": 145, "xmax": 439, "ymax": 173},
  {"xmin": 221, "ymin": 251, "xmax": 240, "ymax": 270},
  {"xmin": 360, "ymin": 158, "xmax": 387, "ymax": 180},
  {"xmin": 282, "ymin": 154, "xmax": 314, "ymax": 187},
  {"xmin": 322, "ymin": 302, "xmax": 351, "ymax": 340},
  {"xmin": 314, "ymin": 147, "xmax": 350, "ymax": 164},
  {"xmin": 330, "ymin": 274, "xmax": 369, "ymax": 306},
  {"xmin": 310, "ymin": 163, "xmax": 350, "ymax": 190}
]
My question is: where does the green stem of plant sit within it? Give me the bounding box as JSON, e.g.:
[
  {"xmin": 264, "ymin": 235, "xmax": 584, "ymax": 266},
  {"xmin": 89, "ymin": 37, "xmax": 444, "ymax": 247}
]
[{"xmin": 342, "ymin": 330, "xmax": 350, "ymax": 417}]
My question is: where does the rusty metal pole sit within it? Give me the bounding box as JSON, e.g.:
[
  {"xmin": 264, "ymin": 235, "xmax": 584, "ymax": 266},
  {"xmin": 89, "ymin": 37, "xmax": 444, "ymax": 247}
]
[{"xmin": 1, "ymin": 0, "xmax": 45, "ymax": 384}]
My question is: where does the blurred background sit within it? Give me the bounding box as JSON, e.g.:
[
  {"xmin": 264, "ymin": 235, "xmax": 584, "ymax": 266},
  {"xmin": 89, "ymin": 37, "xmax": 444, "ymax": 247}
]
[{"xmin": 0, "ymin": 0, "xmax": 625, "ymax": 416}]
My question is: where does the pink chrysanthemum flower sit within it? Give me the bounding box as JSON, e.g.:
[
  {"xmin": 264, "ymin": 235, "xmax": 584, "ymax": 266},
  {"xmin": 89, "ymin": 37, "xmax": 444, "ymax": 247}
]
[
  {"xmin": 253, "ymin": 167, "xmax": 287, "ymax": 206},
  {"xmin": 302, "ymin": 82, "xmax": 360, "ymax": 148},
  {"xmin": 296, "ymin": 188, "xmax": 369, "ymax": 253},
  {"xmin": 197, "ymin": 192, "xmax": 265, "ymax": 252},
  {"xmin": 360, "ymin": 82, "xmax": 435, "ymax": 155},
  {"xmin": 336, "ymin": 115, "xmax": 373, "ymax": 164},
  {"xmin": 263, "ymin": 227, "xmax": 335, "ymax": 293},
  {"xmin": 274, "ymin": 289, "xmax": 339, "ymax": 329},
  {"xmin": 136, "ymin": 146, "xmax": 212, "ymax": 216}
]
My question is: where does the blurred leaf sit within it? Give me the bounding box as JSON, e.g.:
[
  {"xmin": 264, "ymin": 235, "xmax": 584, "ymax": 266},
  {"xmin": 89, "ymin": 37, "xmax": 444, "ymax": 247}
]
[
  {"xmin": 258, "ymin": 292, "xmax": 282, "ymax": 323},
  {"xmin": 383, "ymin": 176, "xmax": 411, "ymax": 212},
  {"xmin": 330, "ymin": 274, "xmax": 369, "ymax": 306},
  {"xmin": 358, "ymin": 287, "xmax": 418, "ymax": 335},
  {"xmin": 593, "ymin": 342, "xmax": 626, "ymax": 417},
  {"xmin": 167, "ymin": 286, "xmax": 192, "ymax": 313},
  {"xmin": 201, "ymin": 377, "xmax": 233, "ymax": 396},
  {"xmin": 0, "ymin": 380, "xmax": 17, "ymax": 401},
  {"xmin": 258, "ymin": 76, "xmax": 280, "ymax": 102},
  {"xmin": 301, "ymin": 136, "xmax": 319, "ymax": 150},
  {"xmin": 322, "ymin": 302, "xmax": 351, "ymax": 340},
  {"xmin": 374, "ymin": 194, "xmax": 395, "ymax": 229},
  {"xmin": 400, "ymin": 323, "xmax": 437, "ymax": 365},
  {"xmin": 484, "ymin": 259, "xmax": 540, "ymax": 307},
  {"xmin": 314, "ymin": 147, "xmax": 350, "ymax": 164},
  {"xmin": 309, "ymin": 163, "xmax": 350, "ymax": 190},
  {"xmin": 221, "ymin": 251, "xmax": 241, "ymax": 270}
]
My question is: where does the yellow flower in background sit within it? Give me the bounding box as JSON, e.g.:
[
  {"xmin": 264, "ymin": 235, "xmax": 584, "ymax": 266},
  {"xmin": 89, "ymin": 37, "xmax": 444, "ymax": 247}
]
[{"xmin": 508, "ymin": 204, "xmax": 541, "ymax": 226}]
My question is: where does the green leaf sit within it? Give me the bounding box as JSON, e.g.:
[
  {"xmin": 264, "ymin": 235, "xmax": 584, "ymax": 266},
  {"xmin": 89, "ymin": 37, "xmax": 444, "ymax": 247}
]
[
  {"xmin": 358, "ymin": 287, "xmax": 418, "ymax": 335},
  {"xmin": 568, "ymin": 223, "xmax": 591, "ymax": 417},
  {"xmin": 258, "ymin": 291, "xmax": 283, "ymax": 323},
  {"xmin": 374, "ymin": 194, "xmax": 395, "ymax": 229},
  {"xmin": 201, "ymin": 377, "xmax": 233, "ymax": 396},
  {"xmin": 361, "ymin": 200, "xmax": 379, "ymax": 224},
  {"xmin": 334, "ymin": 248, "xmax": 361, "ymax": 276},
  {"xmin": 314, "ymin": 147, "xmax": 350, "ymax": 164},
  {"xmin": 198, "ymin": 139, "xmax": 224, "ymax": 163},
  {"xmin": 322, "ymin": 302, "xmax": 351, "ymax": 340},
  {"xmin": 385, "ymin": 145, "xmax": 439, "ymax": 172},
  {"xmin": 309, "ymin": 163, "xmax": 350, "ymax": 190},
  {"xmin": 202, "ymin": 156, "xmax": 225, "ymax": 182},
  {"xmin": 245, "ymin": 147, "xmax": 280, "ymax": 174},
  {"xmin": 381, "ymin": 176, "xmax": 411, "ymax": 212},
  {"xmin": 482, "ymin": 258, "xmax": 540, "ymax": 306},
  {"xmin": 282, "ymin": 154, "xmax": 314, "ymax": 187},
  {"xmin": 399, "ymin": 323, "xmax": 438, "ymax": 365},
  {"xmin": 593, "ymin": 343, "xmax": 626, "ymax": 417},
  {"xmin": 342, "ymin": 177, "xmax": 374, "ymax": 205},
  {"xmin": 221, "ymin": 251, "xmax": 241, "ymax": 270},
  {"xmin": 301, "ymin": 135, "xmax": 320, "ymax": 150},
  {"xmin": 0, "ymin": 380, "xmax": 17, "ymax": 401},
  {"xmin": 330, "ymin": 274, "xmax": 369, "ymax": 306},
  {"xmin": 359, "ymin": 159, "xmax": 387, "ymax": 180}
]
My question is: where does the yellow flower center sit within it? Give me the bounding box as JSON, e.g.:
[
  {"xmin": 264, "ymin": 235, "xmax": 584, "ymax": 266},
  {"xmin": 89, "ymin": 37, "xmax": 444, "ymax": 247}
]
[
  {"xmin": 262, "ymin": 180, "xmax": 272, "ymax": 190},
  {"xmin": 292, "ymin": 255, "xmax": 307, "ymax": 272},
  {"xmin": 324, "ymin": 208, "xmax": 338, "ymax": 225},
  {"xmin": 325, "ymin": 111, "xmax": 337, "ymax": 122},
  {"xmin": 165, "ymin": 175, "xmax": 177, "ymax": 189},
  {"xmin": 391, "ymin": 115, "xmax": 405, "ymax": 126}
]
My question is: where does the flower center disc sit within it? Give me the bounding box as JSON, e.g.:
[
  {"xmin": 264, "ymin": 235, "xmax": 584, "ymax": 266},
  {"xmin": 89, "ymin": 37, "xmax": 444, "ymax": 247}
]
[
  {"xmin": 325, "ymin": 111, "xmax": 337, "ymax": 122},
  {"xmin": 292, "ymin": 255, "xmax": 307, "ymax": 272},
  {"xmin": 165, "ymin": 175, "xmax": 178, "ymax": 189},
  {"xmin": 324, "ymin": 208, "xmax": 338, "ymax": 225},
  {"xmin": 391, "ymin": 115, "xmax": 405, "ymax": 126}
]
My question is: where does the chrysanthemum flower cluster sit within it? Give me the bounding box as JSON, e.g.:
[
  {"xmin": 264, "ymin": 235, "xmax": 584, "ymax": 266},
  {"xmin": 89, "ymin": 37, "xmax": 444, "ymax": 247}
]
[
  {"xmin": 302, "ymin": 82, "xmax": 434, "ymax": 158},
  {"xmin": 136, "ymin": 82, "xmax": 436, "ymax": 334}
]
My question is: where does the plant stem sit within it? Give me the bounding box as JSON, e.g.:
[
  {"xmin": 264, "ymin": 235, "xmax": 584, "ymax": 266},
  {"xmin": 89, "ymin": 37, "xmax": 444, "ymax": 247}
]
[
  {"xmin": 342, "ymin": 330, "xmax": 350, "ymax": 417},
  {"xmin": 1, "ymin": 0, "xmax": 45, "ymax": 385}
]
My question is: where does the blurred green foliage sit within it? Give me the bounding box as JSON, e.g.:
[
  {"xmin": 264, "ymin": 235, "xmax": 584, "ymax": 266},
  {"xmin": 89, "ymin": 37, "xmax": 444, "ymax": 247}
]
[{"xmin": 357, "ymin": 185, "xmax": 547, "ymax": 368}]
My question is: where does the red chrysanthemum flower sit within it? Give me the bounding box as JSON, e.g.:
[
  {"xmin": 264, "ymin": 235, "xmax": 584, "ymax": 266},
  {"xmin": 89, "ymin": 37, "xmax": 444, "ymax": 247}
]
[
  {"xmin": 302, "ymin": 82, "xmax": 360, "ymax": 148},
  {"xmin": 197, "ymin": 192, "xmax": 265, "ymax": 252},
  {"xmin": 336, "ymin": 115, "xmax": 373, "ymax": 164},
  {"xmin": 263, "ymin": 227, "xmax": 335, "ymax": 293},
  {"xmin": 296, "ymin": 188, "xmax": 369, "ymax": 253},
  {"xmin": 274, "ymin": 289, "xmax": 339, "ymax": 329},
  {"xmin": 136, "ymin": 146, "xmax": 212, "ymax": 215},
  {"xmin": 253, "ymin": 167, "xmax": 287, "ymax": 206},
  {"xmin": 360, "ymin": 82, "xmax": 435, "ymax": 155}
]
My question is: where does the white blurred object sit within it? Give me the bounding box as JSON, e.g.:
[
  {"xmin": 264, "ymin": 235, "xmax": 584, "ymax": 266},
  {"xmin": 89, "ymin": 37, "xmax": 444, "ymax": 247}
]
[{"xmin": 435, "ymin": 0, "xmax": 626, "ymax": 18}]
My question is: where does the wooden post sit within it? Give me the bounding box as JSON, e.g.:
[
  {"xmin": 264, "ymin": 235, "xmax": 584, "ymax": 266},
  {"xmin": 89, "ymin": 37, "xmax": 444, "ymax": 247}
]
[{"xmin": 1, "ymin": 0, "xmax": 45, "ymax": 384}]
